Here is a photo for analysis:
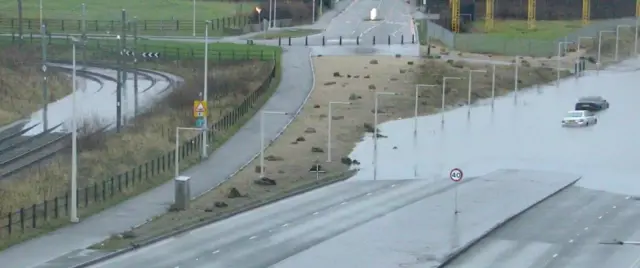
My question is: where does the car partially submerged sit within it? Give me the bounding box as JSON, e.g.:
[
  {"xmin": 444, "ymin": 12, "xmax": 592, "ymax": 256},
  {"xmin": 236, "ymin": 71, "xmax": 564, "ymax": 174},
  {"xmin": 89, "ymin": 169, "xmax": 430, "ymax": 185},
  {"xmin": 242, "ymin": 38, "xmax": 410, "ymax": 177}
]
[
  {"xmin": 562, "ymin": 110, "xmax": 597, "ymax": 127},
  {"xmin": 575, "ymin": 96, "xmax": 609, "ymax": 112}
]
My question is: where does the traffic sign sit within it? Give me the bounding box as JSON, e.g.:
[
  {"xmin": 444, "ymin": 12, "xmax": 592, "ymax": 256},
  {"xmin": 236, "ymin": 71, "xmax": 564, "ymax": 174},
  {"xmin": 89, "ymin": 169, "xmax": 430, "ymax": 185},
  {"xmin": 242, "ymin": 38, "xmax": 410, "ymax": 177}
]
[
  {"xmin": 41, "ymin": 64, "xmax": 47, "ymax": 72},
  {"xmin": 450, "ymin": 168, "xmax": 463, "ymax": 182},
  {"xmin": 193, "ymin": 100, "xmax": 208, "ymax": 117},
  {"xmin": 195, "ymin": 117, "xmax": 205, "ymax": 128}
]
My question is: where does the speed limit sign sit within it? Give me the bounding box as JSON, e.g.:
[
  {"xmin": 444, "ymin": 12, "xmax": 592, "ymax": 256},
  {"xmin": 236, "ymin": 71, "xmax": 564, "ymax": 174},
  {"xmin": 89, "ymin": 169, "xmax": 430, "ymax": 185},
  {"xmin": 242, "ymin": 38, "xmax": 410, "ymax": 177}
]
[{"xmin": 450, "ymin": 168, "xmax": 463, "ymax": 182}]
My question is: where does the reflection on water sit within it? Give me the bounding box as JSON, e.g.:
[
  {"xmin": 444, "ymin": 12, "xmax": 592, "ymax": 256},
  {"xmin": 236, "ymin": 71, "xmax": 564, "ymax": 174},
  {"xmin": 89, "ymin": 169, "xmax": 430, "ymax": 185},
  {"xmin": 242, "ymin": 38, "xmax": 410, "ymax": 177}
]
[{"xmin": 348, "ymin": 57, "xmax": 640, "ymax": 196}]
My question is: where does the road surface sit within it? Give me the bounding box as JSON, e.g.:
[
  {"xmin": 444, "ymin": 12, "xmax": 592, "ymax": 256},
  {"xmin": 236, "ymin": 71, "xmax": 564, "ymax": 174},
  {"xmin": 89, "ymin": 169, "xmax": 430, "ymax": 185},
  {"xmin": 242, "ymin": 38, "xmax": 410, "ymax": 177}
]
[
  {"xmin": 84, "ymin": 170, "xmax": 578, "ymax": 268},
  {"xmin": 445, "ymin": 187, "xmax": 640, "ymax": 268}
]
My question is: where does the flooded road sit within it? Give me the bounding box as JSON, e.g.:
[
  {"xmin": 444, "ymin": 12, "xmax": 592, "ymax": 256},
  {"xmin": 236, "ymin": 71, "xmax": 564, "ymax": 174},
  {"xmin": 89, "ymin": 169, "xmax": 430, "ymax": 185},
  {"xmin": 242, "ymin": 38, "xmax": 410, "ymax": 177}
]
[{"xmin": 349, "ymin": 57, "xmax": 640, "ymax": 196}]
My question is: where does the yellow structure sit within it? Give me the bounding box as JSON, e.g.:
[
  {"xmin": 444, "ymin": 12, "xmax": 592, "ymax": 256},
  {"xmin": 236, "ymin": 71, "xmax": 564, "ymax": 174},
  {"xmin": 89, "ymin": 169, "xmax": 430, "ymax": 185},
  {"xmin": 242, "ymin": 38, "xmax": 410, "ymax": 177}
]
[
  {"xmin": 637, "ymin": 0, "xmax": 640, "ymax": 17},
  {"xmin": 451, "ymin": 0, "xmax": 460, "ymax": 33},
  {"xmin": 527, "ymin": 0, "xmax": 536, "ymax": 29},
  {"xmin": 485, "ymin": 0, "xmax": 494, "ymax": 31},
  {"xmin": 582, "ymin": 0, "xmax": 590, "ymax": 25}
]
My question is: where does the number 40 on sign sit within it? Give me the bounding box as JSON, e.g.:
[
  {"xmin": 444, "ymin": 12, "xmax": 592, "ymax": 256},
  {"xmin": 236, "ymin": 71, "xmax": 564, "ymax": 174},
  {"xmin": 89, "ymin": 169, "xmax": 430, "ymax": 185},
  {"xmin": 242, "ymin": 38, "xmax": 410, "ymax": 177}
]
[{"xmin": 450, "ymin": 168, "xmax": 463, "ymax": 182}]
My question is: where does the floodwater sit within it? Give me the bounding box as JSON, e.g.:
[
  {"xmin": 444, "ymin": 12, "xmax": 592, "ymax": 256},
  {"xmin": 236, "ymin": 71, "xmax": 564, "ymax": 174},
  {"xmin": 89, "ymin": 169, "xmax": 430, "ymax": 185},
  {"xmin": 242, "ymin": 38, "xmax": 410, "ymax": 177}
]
[
  {"xmin": 348, "ymin": 57, "xmax": 640, "ymax": 196},
  {"xmin": 20, "ymin": 65, "xmax": 174, "ymax": 136}
]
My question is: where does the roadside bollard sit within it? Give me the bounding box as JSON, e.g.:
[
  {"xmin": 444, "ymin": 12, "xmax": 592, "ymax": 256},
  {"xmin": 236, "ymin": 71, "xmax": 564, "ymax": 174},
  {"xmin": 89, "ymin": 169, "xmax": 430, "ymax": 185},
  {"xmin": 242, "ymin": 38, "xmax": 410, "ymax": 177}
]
[
  {"xmin": 412, "ymin": 34, "xmax": 415, "ymax": 44},
  {"xmin": 305, "ymin": 36, "xmax": 308, "ymax": 46},
  {"xmin": 401, "ymin": 35, "xmax": 404, "ymax": 45},
  {"xmin": 278, "ymin": 37, "xmax": 281, "ymax": 46},
  {"xmin": 322, "ymin": 36, "xmax": 325, "ymax": 46},
  {"xmin": 288, "ymin": 36, "xmax": 291, "ymax": 46},
  {"xmin": 388, "ymin": 35, "xmax": 391, "ymax": 45},
  {"xmin": 356, "ymin": 36, "xmax": 360, "ymax": 45},
  {"xmin": 373, "ymin": 36, "xmax": 376, "ymax": 45},
  {"xmin": 339, "ymin": 36, "xmax": 342, "ymax": 45}
]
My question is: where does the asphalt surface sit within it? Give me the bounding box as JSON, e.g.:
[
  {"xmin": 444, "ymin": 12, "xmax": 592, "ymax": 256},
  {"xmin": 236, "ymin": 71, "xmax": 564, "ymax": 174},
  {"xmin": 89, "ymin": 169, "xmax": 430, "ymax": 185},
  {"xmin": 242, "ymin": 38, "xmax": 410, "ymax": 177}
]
[
  {"xmin": 85, "ymin": 170, "xmax": 578, "ymax": 268},
  {"xmin": 445, "ymin": 187, "xmax": 640, "ymax": 268}
]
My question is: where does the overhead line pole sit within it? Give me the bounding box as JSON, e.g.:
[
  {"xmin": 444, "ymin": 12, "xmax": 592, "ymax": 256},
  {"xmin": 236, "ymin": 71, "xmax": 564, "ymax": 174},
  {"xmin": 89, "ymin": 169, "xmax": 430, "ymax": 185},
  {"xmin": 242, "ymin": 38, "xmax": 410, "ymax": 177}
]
[{"xmin": 122, "ymin": 10, "xmax": 128, "ymax": 126}]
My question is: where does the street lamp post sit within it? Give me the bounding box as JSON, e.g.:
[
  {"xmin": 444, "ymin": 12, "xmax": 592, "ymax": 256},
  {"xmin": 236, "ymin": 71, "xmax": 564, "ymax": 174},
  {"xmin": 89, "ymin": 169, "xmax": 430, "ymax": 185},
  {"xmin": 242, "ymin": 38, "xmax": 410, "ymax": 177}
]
[
  {"xmin": 467, "ymin": 69, "xmax": 487, "ymax": 117},
  {"xmin": 441, "ymin": 77, "xmax": 462, "ymax": 125},
  {"xmin": 615, "ymin": 24, "xmax": 631, "ymax": 61},
  {"xmin": 635, "ymin": 18, "xmax": 639, "ymax": 55},
  {"xmin": 490, "ymin": 64, "xmax": 496, "ymax": 108},
  {"xmin": 577, "ymin": 36, "xmax": 593, "ymax": 54},
  {"xmin": 268, "ymin": 0, "xmax": 273, "ymax": 28},
  {"xmin": 327, "ymin": 101, "xmax": 351, "ymax": 162},
  {"xmin": 202, "ymin": 20, "xmax": 210, "ymax": 158},
  {"xmin": 597, "ymin": 30, "xmax": 615, "ymax": 71},
  {"xmin": 273, "ymin": 0, "xmax": 278, "ymax": 28},
  {"xmin": 260, "ymin": 111, "xmax": 288, "ymax": 178},
  {"xmin": 69, "ymin": 36, "xmax": 84, "ymax": 223},
  {"xmin": 192, "ymin": 0, "xmax": 196, "ymax": 36},
  {"xmin": 174, "ymin": 127, "xmax": 202, "ymax": 179},
  {"xmin": 557, "ymin": 41, "xmax": 573, "ymax": 85},
  {"xmin": 513, "ymin": 56, "xmax": 519, "ymax": 95},
  {"xmin": 413, "ymin": 84, "xmax": 436, "ymax": 178},
  {"xmin": 373, "ymin": 92, "xmax": 397, "ymax": 181}
]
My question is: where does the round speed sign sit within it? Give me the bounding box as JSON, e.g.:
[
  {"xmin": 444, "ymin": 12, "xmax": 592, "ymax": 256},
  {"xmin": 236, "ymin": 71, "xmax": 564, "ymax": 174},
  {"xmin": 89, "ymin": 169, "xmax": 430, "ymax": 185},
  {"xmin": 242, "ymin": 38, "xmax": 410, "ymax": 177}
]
[{"xmin": 449, "ymin": 168, "xmax": 463, "ymax": 182}]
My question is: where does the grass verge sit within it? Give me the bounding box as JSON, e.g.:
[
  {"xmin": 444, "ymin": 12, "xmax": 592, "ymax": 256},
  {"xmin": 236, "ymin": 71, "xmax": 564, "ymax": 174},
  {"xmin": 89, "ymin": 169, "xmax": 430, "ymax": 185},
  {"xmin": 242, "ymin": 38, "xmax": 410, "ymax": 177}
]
[
  {"xmin": 92, "ymin": 54, "xmax": 572, "ymax": 250},
  {"xmin": 0, "ymin": 47, "xmax": 282, "ymax": 251},
  {"xmin": 0, "ymin": 46, "xmax": 71, "ymax": 126},
  {"xmin": 470, "ymin": 19, "xmax": 586, "ymax": 40}
]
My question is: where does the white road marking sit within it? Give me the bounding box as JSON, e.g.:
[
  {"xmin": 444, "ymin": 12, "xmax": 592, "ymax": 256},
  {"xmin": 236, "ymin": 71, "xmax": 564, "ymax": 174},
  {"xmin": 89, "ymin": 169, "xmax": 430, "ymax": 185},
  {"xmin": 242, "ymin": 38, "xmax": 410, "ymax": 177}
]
[
  {"xmin": 366, "ymin": 193, "xmax": 372, "ymax": 196},
  {"xmin": 249, "ymin": 236, "xmax": 257, "ymax": 240},
  {"xmin": 313, "ymin": 212, "xmax": 319, "ymax": 215},
  {"xmin": 391, "ymin": 184, "xmax": 396, "ymax": 187},
  {"xmin": 553, "ymin": 253, "xmax": 558, "ymax": 258},
  {"xmin": 282, "ymin": 223, "xmax": 289, "ymax": 227},
  {"xmin": 613, "ymin": 206, "xmax": 617, "ymax": 209},
  {"xmin": 569, "ymin": 239, "xmax": 574, "ymax": 243},
  {"xmin": 341, "ymin": 201, "xmax": 348, "ymax": 205},
  {"xmin": 195, "ymin": 258, "xmax": 199, "ymax": 261},
  {"xmin": 584, "ymin": 227, "xmax": 589, "ymax": 231},
  {"xmin": 626, "ymin": 196, "xmax": 631, "ymax": 199},
  {"xmin": 212, "ymin": 250, "xmax": 220, "ymax": 254},
  {"xmin": 598, "ymin": 216, "xmax": 603, "ymax": 219}
]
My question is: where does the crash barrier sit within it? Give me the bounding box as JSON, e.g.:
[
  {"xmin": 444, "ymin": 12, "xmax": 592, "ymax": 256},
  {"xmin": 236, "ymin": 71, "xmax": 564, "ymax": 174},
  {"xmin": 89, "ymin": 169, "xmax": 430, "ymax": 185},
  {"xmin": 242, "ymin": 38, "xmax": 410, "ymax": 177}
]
[
  {"xmin": 0, "ymin": 60, "xmax": 277, "ymax": 239},
  {"xmin": 4, "ymin": 32, "xmax": 279, "ymax": 61},
  {"xmin": 248, "ymin": 34, "xmax": 417, "ymax": 46}
]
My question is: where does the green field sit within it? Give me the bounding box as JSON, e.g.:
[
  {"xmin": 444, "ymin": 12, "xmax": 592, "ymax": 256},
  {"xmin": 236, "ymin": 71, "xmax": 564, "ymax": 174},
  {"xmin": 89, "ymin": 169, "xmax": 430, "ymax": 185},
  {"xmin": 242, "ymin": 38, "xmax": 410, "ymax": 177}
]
[
  {"xmin": 472, "ymin": 19, "xmax": 588, "ymax": 40},
  {"xmin": 0, "ymin": 0, "xmax": 255, "ymax": 20}
]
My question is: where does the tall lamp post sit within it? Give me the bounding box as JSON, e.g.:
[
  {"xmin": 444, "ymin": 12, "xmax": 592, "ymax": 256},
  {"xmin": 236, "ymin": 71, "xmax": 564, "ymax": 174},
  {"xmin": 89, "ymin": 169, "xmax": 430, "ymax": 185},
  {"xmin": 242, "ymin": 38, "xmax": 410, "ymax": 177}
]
[
  {"xmin": 69, "ymin": 36, "xmax": 85, "ymax": 223},
  {"xmin": 557, "ymin": 41, "xmax": 573, "ymax": 85},
  {"xmin": 260, "ymin": 111, "xmax": 288, "ymax": 179},
  {"xmin": 615, "ymin": 24, "xmax": 631, "ymax": 61},
  {"xmin": 597, "ymin": 30, "xmax": 615, "ymax": 71},
  {"xmin": 202, "ymin": 20, "xmax": 211, "ymax": 158},
  {"xmin": 441, "ymin": 77, "xmax": 462, "ymax": 125},
  {"xmin": 327, "ymin": 101, "xmax": 351, "ymax": 162},
  {"xmin": 373, "ymin": 92, "xmax": 397, "ymax": 181},
  {"xmin": 467, "ymin": 69, "xmax": 487, "ymax": 117},
  {"xmin": 413, "ymin": 84, "xmax": 436, "ymax": 178},
  {"xmin": 192, "ymin": 0, "xmax": 196, "ymax": 36}
]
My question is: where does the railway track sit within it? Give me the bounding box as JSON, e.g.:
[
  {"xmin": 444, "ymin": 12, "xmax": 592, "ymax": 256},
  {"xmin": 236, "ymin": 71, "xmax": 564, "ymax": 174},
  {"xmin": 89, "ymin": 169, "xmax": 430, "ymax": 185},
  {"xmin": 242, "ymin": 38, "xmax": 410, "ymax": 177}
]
[{"xmin": 0, "ymin": 64, "xmax": 176, "ymax": 180}]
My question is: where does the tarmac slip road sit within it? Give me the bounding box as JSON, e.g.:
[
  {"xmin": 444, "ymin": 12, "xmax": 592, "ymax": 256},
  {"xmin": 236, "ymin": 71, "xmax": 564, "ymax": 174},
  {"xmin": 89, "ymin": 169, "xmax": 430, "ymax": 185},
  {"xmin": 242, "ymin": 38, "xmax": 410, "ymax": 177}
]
[
  {"xmin": 88, "ymin": 170, "xmax": 578, "ymax": 268},
  {"xmin": 324, "ymin": 0, "xmax": 416, "ymax": 41},
  {"xmin": 444, "ymin": 186, "xmax": 640, "ymax": 268}
]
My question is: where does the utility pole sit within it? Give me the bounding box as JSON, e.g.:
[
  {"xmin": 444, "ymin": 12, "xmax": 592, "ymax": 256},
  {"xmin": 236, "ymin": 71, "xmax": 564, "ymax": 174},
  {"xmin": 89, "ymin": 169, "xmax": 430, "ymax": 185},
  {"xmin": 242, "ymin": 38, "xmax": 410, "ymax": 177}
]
[
  {"xmin": 133, "ymin": 17, "xmax": 139, "ymax": 118},
  {"xmin": 17, "ymin": 0, "xmax": 23, "ymax": 45},
  {"xmin": 41, "ymin": 23, "xmax": 48, "ymax": 131},
  {"xmin": 121, "ymin": 10, "xmax": 128, "ymax": 126},
  {"xmin": 81, "ymin": 3, "xmax": 87, "ymax": 68},
  {"xmin": 116, "ymin": 11, "xmax": 123, "ymax": 132}
]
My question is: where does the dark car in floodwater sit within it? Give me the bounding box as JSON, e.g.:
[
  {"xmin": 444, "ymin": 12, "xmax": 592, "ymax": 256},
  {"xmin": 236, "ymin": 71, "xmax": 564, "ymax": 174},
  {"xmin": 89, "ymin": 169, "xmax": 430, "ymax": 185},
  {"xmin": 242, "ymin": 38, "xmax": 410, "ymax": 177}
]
[{"xmin": 575, "ymin": 96, "xmax": 609, "ymax": 112}]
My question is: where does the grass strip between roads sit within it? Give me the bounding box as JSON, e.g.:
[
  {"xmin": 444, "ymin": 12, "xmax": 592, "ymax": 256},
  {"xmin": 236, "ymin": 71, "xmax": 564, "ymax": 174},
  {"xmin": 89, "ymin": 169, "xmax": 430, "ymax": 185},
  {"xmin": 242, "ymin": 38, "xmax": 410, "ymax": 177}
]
[{"xmin": 0, "ymin": 47, "xmax": 282, "ymax": 251}]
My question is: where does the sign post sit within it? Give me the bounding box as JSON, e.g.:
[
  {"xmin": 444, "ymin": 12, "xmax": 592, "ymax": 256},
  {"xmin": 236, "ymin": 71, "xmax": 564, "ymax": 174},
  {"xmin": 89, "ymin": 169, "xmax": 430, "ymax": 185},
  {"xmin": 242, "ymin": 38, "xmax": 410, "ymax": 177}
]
[
  {"xmin": 193, "ymin": 100, "xmax": 208, "ymax": 128},
  {"xmin": 449, "ymin": 168, "xmax": 463, "ymax": 214}
]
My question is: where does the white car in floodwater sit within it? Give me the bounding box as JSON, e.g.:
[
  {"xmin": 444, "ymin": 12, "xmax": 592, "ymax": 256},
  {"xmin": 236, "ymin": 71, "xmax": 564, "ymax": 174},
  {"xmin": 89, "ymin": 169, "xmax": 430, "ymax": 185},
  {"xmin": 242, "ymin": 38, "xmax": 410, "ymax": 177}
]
[{"xmin": 562, "ymin": 110, "xmax": 597, "ymax": 127}]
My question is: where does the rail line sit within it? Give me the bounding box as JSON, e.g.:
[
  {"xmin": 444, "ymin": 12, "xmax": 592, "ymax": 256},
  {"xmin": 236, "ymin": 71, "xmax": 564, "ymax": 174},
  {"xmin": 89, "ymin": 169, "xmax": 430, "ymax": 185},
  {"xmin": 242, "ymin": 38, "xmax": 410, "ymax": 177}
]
[{"xmin": 0, "ymin": 64, "xmax": 175, "ymax": 180}]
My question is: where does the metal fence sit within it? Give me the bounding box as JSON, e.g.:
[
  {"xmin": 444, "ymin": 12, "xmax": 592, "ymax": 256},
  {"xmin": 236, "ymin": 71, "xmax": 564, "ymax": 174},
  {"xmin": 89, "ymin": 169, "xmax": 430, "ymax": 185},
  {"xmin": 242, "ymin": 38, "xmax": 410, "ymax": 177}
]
[
  {"xmin": 421, "ymin": 17, "xmax": 638, "ymax": 56},
  {"xmin": 4, "ymin": 32, "xmax": 277, "ymax": 61},
  {"xmin": 0, "ymin": 53, "xmax": 277, "ymax": 238},
  {"xmin": 0, "ymin": 16, "xmax": 253, "ymax": 36}
]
